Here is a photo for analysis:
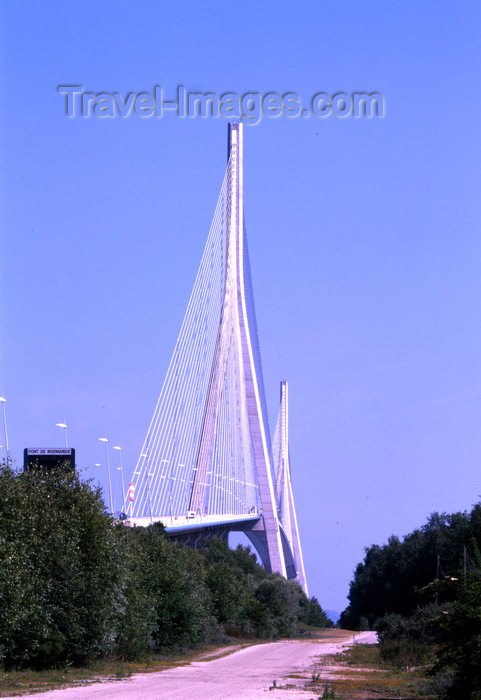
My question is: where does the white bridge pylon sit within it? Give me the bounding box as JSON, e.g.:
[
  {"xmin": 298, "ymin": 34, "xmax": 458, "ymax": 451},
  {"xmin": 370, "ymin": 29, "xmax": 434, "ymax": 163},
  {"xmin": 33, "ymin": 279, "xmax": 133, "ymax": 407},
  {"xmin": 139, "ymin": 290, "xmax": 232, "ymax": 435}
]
[
  {"xmin": 128, "ymin": 123, "xmax": 307, "ymax": 592},
  {"xmin": 272, "ymin": 381, "xmax": 308, "ymax": 595}
]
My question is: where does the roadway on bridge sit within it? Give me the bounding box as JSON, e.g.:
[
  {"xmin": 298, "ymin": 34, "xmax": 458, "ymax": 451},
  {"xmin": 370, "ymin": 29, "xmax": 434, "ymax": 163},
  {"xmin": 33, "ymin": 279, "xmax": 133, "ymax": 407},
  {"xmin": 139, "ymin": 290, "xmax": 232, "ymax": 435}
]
[{"xmin": 8, "ymin": 632, "xmax": 377, "ymax": 700}]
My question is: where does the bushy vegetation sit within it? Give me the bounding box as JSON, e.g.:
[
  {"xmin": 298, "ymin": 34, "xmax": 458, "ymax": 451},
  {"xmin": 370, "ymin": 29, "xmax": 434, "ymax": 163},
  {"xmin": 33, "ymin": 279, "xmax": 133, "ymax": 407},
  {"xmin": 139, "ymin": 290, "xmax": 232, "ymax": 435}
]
[
  {"xmin": 340, "ymin": 503, "xmax": 481, "ymax": 698},
  {"xmin": 0, "ymin": 463, "xmax": 330, "ymax": 670},
  {"xmin": 433, "ymin": 550, "xmax": 481, "ymax": 699},
  {"xmin": 375, "ymin": 603, "xmax": 444, "ymax": 668},
  {"xmin": 340, "ymin": 508, "xmax": 479, "ymax": 629},
  {"xmin": 0, "ymin": 462, "xmax": 121, "ymax": 669}
]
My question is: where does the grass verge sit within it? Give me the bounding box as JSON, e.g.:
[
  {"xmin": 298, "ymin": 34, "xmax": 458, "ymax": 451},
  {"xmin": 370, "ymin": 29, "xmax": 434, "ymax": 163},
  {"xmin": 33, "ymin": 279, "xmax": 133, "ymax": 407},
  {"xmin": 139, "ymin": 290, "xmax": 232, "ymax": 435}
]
[{"xmin": 307, "ymin": 642, "xmax": 437, "ymax": 699}]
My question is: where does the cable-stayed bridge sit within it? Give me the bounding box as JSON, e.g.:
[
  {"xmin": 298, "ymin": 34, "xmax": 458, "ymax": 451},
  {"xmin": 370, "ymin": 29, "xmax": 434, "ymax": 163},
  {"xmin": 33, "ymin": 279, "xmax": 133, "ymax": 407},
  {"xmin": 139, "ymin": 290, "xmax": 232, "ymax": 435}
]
[{"xmin": 126, "ymin": 123, "xmax": 307, "ymax": 594}]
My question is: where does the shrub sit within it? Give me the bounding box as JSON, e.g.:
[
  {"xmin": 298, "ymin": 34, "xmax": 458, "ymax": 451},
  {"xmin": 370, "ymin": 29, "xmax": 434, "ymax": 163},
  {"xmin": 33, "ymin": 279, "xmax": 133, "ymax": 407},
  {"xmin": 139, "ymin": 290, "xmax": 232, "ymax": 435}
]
[
  {"xmin": 375, "ymin": 604, "xmax": 445, "ymax": 668},
  {"xmin": 0, "ymin": 463, "xmax": 122, "ymax": 669}
]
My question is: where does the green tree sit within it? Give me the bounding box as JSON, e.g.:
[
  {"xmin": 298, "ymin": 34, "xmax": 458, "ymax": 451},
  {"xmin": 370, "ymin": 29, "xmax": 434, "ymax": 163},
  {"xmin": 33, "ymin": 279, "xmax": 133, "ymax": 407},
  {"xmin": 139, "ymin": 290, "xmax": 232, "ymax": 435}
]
[
  {"xmin": 122, "ymin": 524, "xmax": 211, "ymax": 652},
  {"xmin": 254, "ymin": 575, "xmax": 303, "ymax": 637},
  {"xmin": 299, "ymin": 596, "xmax": 333, "ymax": 628},
  {"xmin": 433, "ymin": 543, "xmax": 481, "ymax": 698},
  {"xmin": 202, "ymin": 539, "xmax": 263, "ymax": 628},
  {"xmin": 340, "ymin": 510, "xmax": 473, "ymax": 629},
  {"xmin": 0, "ymin": 463, "xmax": 122, "ymax": 669},
  {"xmin": 111, "ymin": 524, "xmax": 158, "ymax": 661}
]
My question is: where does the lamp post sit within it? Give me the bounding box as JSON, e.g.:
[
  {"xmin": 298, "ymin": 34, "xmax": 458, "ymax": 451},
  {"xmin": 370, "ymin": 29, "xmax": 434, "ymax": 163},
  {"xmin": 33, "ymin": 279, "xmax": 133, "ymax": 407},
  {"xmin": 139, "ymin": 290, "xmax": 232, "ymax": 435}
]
[
  {"xmin": 170, "ymin": 466, "xmax": 175, "ymax": 526},
  {"xmin": 159, "ymin": 458, "xmax": 170, "ymax": 524},
  {"xmin": 147, "ymin": 473, "xmax": 154, "ymax": 524},
  {"xmin": 56, "ymin": 422, "xmax": 68, "ymax": 447},
  {"xmin": 0, "ymin": 397, "xmax": 10, "ymax": 464},
  {"xmin": 98, "ymin": 438, "xmax": 113, "ymax": 514},
  {"xmin": 113, "ymin": 446, "xmax": 126, "ymax": 513}
]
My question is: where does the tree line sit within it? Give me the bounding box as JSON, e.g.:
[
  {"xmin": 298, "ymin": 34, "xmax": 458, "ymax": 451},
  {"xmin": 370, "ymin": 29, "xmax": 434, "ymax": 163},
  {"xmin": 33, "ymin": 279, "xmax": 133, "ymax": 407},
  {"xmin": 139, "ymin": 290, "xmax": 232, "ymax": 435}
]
[
  {"xmin": 340, "ymin": 502, "xmax": 481, "ymax": 698},
  {"xmin": 0, "ymin": 463, "xmax": 330, "ymax": 670}
]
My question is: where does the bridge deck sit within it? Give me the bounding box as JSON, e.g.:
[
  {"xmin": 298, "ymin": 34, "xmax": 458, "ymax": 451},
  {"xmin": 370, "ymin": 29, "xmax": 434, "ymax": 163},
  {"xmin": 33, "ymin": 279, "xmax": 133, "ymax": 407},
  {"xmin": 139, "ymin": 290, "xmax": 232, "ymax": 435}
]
[{"xmin": 125, "ymin": 512, "xmax": 261, "ymax": 533}]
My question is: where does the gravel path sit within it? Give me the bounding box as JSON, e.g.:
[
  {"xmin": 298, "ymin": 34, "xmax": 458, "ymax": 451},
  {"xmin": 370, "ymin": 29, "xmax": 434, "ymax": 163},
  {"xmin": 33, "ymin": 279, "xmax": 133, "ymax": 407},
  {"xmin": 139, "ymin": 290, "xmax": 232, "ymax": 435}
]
[{"xmin": 8, "ymin": 632, "xmax": 377, "ymax": 700}]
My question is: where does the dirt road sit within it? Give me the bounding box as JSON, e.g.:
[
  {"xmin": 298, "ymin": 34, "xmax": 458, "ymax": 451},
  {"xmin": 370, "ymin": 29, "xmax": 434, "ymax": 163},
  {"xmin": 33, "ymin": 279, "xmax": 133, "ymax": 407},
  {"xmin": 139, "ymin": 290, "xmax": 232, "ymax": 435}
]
[{"xmin": 8, "ymin": 632, "xmax": 377, "ymax": 700}]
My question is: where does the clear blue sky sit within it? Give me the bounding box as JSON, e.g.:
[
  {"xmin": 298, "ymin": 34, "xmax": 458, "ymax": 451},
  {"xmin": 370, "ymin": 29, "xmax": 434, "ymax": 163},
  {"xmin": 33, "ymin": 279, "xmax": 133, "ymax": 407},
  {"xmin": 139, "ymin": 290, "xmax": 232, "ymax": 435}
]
[{"xmin": 1, "ymin": 1, "xmax": 480, "ymax": 613}]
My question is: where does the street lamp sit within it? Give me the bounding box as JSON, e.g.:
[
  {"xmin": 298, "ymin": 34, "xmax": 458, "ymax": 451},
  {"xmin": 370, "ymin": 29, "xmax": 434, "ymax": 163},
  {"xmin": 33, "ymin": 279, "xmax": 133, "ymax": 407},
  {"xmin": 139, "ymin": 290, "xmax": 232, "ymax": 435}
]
[
  {"xmin": 56, "ymin": 423, "xmax": 69, "ymax": 447},
  {"xmin": 147, "ymin": 473, "xmax": 154, "ymax": 524},
  {"xmin": 98, "ymin": 438, "xmax": 113, "ymax": 515},
  {"xmin": 0, "ymin": 397, "xmax": 10, "ymax": 463},
  {"xmin": 113, "ymin": 446, "xmax": 126, "ymax": 512}
]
